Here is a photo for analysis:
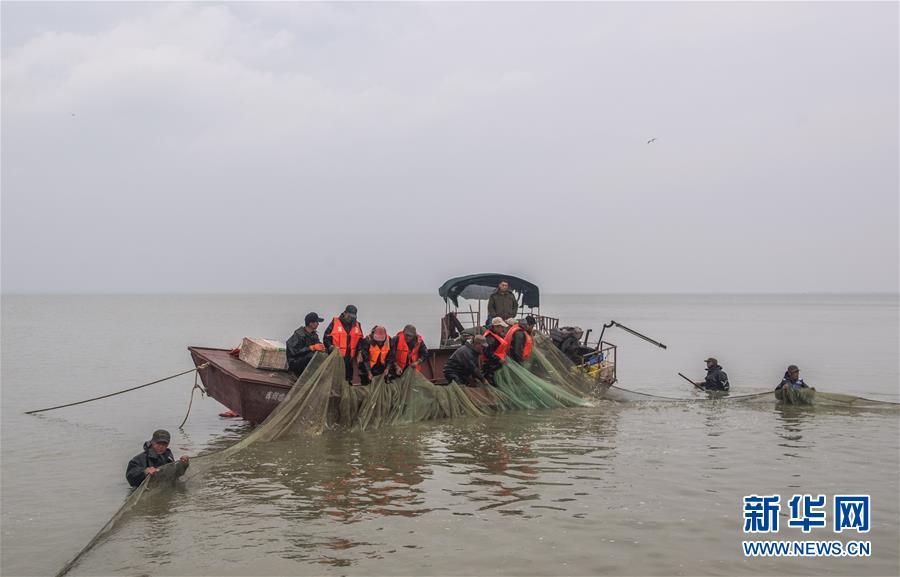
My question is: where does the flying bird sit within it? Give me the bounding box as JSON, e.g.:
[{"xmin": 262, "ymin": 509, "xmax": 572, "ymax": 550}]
[{"xmin": 647, "ymin": 138, "xmax": 657, "ymax": 144}]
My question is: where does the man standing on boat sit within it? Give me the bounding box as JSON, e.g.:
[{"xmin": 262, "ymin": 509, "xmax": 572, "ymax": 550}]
[
  {"xmin": 324, "ymin": 305, "xmax": 365, "ymax": 383},
  {"xmin": 388, "ymin": 324, "xmax": 429, "ymax": 379},
  {"xmin": 482, "ymin": 317, "xmax": 510, "ymax": 384},
  {"xmin": 506, "ymin": 316, "xmax": 536, "ymax": 363},
  {"xmin": 776, "ymin": 365, "xmax": 809, "ymax": 391},
  {"xmin": 286, "ymin": 312, "xmax": 326, "ymax": 377},
  {"xmin": 698, "ymin": 357, "xmax": 730, "ymax": 391},
  {"xmin": 359, "ymin": 325, "xmax": 390, "ymax": 385},
  {"xmin": 126, "ymin": 429, "xmax": 189, "ymax": 488},
  {"xmin": 487, "ymin": 280, "xmax": 518, "ymax": 324},
  {"xmin": 443, "ymin": 334, "xmax": 489, "ymax": 386}
]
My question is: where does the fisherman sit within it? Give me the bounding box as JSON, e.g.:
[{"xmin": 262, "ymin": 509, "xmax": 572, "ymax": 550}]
[
  {"xmin": 776, "ymin": 365, "xmax": 809, "ymax": 390},
  {"xmin": 443, "ymin": 334, "xmax": 489, "ymax": 386},
  {"xmin": 698, "ymin": 357, "xmax": 730, "ymax": 391},
  {"xmin": 389, "ymin": 324, "xmax": 429, "ymax": 379},
  {"xmin": 286, "ymin": 312, "xmax": 327, "ymax": 377},
  {"xmin": 482, "ymin": 317, "xmax": 510, "ymax": 384},
  {"xmin": 324, "ymin": 305, "xmax": 365, "ymax": 383},
  {"xmin": 126, "ymin": 429, "xmax": 189, "ymax": 488},
  {"xmin": 359, "ymin": 325, "xmax": 390, "ymax": 385},
  {"xmin": 487, "ymin": 279, "xmax": 518, "ymax": 324},
  {"xmin": 506, "ymin": 316, "xmax": 536, "ymax": 363}
]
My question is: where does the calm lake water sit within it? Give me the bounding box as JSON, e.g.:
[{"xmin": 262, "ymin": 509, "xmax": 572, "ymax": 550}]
[{"xmin": 1, "ymin": 294, "xmax": 898, "ymax": 576}]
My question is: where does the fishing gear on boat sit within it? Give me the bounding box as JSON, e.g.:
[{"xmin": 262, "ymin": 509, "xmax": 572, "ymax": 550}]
[
  {"xmin": 24, "ymin": 364, "xmax": 208, "ymax": 415},
  {"xmin": 597, "ymin": 321, "xmax": 667, "ymax": 349}
]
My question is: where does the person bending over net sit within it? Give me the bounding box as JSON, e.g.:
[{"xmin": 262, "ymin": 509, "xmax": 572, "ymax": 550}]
[
  {"xmin": 359, "ymin": 325, "xmax": 390, "ymax": 385},
  {"xmin": 482, "ymin": 317, "xmax": 510, "ymax": 384},
  {"xmin": 443, "ymin": 335, "xmax": 489, "ymax": 386},
  {"xmin": 125, "ymin": 429, "xmax": 189, "ymax": 487}
]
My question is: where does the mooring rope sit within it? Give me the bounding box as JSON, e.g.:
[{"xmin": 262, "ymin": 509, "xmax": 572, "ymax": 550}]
[
  {"xmin": 178, "ymin": 370, "xmax": 208, "ymax": 429},
  {"xmin": 24, "ymin": 364, "xmax": 209, "ymax": 415}
]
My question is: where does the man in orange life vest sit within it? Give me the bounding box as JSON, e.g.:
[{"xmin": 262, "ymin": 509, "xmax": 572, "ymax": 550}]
[
  {"xmin": 359, "ymin": 325, "xmax": 390, "ymax": 386},
  {"xmin": 388, "ymin": 324, "xmax": 429, "ymax": 380},
  {"xmin": 482, "ymin": 317, "xmax": 510, "ymax": 384},
  {"xmin": 506, "ymin": 316, "xmax": 536, "ymax": 363},
  {"xmin": 323, "ymin": 305, "xmax": 364, "ymax": 383}
]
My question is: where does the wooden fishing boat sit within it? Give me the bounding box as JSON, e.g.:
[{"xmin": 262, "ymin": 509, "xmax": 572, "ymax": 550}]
[
  {"xmin": 775, "ymin": 386, "xmax": 816, "ymax": 405},
  {"xmin": 189, "ymin": 274, "xmax": 622, "ymax": 424}
]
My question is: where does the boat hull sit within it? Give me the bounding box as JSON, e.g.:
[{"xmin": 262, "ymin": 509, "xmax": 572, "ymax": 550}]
[{"xmin": 189, "ymin": 346, "xmax": 457, "ymax": 424}]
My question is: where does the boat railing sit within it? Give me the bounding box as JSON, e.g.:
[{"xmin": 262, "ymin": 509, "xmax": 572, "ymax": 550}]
[{"xmin": 580, "ymin": 340, "xmax": 617, "ymax": 385}]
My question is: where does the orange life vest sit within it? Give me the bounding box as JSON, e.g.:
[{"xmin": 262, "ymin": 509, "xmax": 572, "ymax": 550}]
[
  {"xmin": 368, "ymin": 340, "xmax": 390, "ymax": 368},
  {"xmin": 329, "ymin": 316, "xmax": 363, "ymax": 357},
  {"xmin": 394, "ymin": 332, "xmax": 423, "ymax": 371},
  {"xmin": 505, "ymin": 324, "xmax": 533, "ymax": 360},
  {"xmin": 482, "ymin": 329, "xmax": 509, "ymax": 361}
]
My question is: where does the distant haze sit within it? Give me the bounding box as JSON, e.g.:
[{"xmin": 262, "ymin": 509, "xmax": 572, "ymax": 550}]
[{"xmin": 2, "ymin": 2, "xmax": 897, "ymax": 294}]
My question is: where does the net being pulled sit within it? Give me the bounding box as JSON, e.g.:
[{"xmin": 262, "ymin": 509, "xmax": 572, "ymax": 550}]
[{"xmin": 56, "ymin": 339, "xmax": 898, "ymax": 575}]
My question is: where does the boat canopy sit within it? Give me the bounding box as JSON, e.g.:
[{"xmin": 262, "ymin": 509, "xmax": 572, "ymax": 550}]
[{"xmin": 438, "ymin": 273, "xmax": 540, "ymax": 308}]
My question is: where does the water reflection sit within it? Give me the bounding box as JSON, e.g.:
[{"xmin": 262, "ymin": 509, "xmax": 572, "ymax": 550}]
[{"xmin": 774, "ymin": 404, "xmax": 815, "ymax": 457}]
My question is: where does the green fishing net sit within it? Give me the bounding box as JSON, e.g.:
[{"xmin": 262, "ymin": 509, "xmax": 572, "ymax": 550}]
[{"xmin": 55, "ymin": 338, "xmax": 898, "ymax": 576}]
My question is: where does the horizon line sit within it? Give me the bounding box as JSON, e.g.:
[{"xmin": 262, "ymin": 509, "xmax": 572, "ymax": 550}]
[{"xmin": 2, "ymin": 291, "xmax": 898, "ymax": 297}]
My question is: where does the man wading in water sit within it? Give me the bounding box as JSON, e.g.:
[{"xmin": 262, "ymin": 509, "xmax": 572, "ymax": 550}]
[
  {"xmin": 126, "ymin": 429, "xmax": 189, "ymax": 487},
  {"xmin": 698, "ymin": 357, "xmax": 730, "ymax": 392}
]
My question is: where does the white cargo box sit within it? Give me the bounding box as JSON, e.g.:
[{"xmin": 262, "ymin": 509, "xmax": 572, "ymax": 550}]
[{"xmin": 239, "ymin": 337, "xmax": 287, "ymax": 371}]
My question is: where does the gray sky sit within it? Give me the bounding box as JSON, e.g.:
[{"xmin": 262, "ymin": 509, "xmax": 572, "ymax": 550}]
[{"xmin": 2, "ymin": 1, "xmax": 897, "ymax": 294}]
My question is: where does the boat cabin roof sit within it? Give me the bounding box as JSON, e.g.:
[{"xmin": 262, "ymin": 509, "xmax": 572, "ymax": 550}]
[{"xmin": 438, "ymin": 273, "xmax": 540, "ymax": 308}]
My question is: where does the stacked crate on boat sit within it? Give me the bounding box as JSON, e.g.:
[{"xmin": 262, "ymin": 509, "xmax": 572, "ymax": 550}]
[{"xmin": 239, "ymin": 337, "xmax": 288, "ymax": 370}]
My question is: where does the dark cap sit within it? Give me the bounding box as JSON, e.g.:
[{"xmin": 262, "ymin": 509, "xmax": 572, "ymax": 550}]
[
  {"xmin": 704, "ymin": 357, "xmax": 718, "ymax": 365},
  {"xmin": 305, "ymin": 312, "xmax": 325, "ymax": 325},
  {"xmin": 344, "ymin": 305, "xmax": 358, "ymax": 315},
  {"xmin": 151, "ymin": 429, "xmax": 171, "ymax": 444},
  {"xmin": 403, "ymin": 324, "xmax": 417, "ymax": 337},
  {"xmin": 787, "ymin": 364, "xmax": 800, "ymax": 373},
  {"xmin": 525, "ymin": 315, "xmax": 536, "ymax": 325}
]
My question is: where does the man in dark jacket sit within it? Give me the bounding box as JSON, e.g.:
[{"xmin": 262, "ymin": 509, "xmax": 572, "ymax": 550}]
[
  {"xmin": 443, "ymin": 335, "xmax": 488, "ymax": 386},
  {"xmin": 286, "ymin": 312, "xmax": 326, "ymax": 377},
  {"xmin": 487, "ymin": 280, "xmax": 518, "ymax": 323},
  {"xmin": 776, "ymin": 365, "xmax": 809, "ymax": 390},
  {"xmin": 699, "ymin": 357, "xmax": 730, "ymax": 391},
  {"xmin": 126, "ymin": 429, "xmax": 189, "ymax": 487}
]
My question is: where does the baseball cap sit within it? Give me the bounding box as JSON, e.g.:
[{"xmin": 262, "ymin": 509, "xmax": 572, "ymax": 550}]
[
  {"xmin": 490, "ymin": 317, "xmax": 509, "ymax": 328},
  {"xmin": 344, "ymin": 305, "xmax": 358, "ymax": 315},
  {"xmin": 305, "ymin": 312, "xmax": 325, "ymax": 324},
  {"xmin": 151, "ymin": 429, "xmax": 171, "ymax": 444}
]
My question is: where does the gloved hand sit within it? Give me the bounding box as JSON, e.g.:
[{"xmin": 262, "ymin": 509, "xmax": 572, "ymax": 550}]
[{"xmin": 310, "ymin": 343, "xmax": 326, "ymax": 352}]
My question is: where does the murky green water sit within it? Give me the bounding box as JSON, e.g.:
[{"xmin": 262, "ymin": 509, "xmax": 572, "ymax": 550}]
[{"xmin": 2, "ymin": 295, "xmax": 898, "ymax": 575}]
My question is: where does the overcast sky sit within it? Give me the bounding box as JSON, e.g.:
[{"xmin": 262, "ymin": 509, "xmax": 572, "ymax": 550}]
[{"xmin": 1, "ymin": 1, "xmax": 897, "ymax": 294}]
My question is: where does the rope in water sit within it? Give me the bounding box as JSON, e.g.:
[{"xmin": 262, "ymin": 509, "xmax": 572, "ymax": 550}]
[
  {"xmin": 607, "ymin": 385, "xmax": 772, "ymax": 402},
  {"xmin": 24, "ymin": 364, "xmax": 209, "ymax": 415}
]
